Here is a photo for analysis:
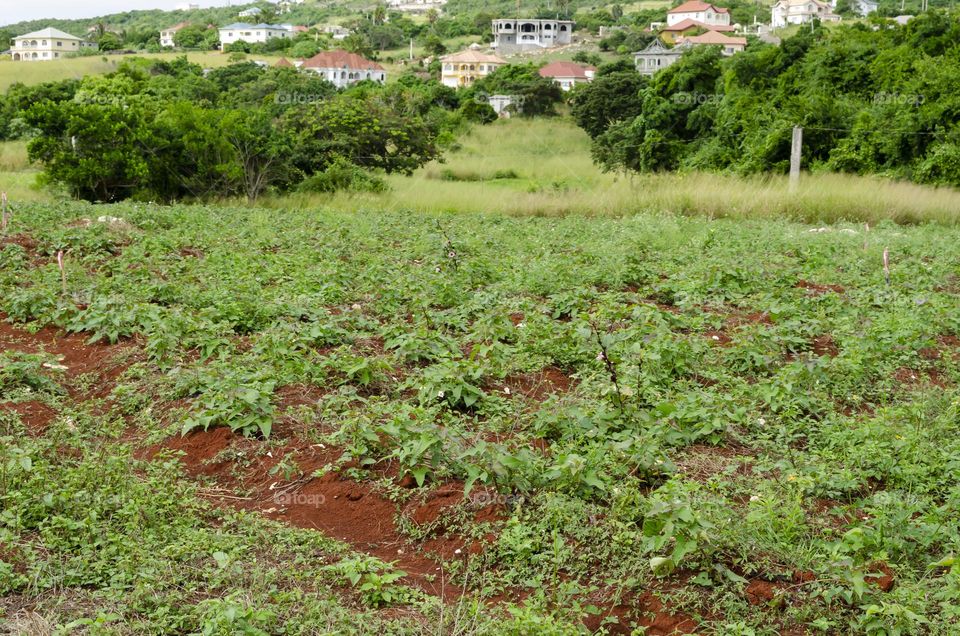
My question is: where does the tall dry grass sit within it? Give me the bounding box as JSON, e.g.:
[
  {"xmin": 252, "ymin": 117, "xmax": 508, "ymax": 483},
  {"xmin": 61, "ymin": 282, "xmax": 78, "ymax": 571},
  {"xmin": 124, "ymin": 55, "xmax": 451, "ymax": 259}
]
[{"xmin": 267, "ymin": 118, "xmax": 960, "ymax": 225}]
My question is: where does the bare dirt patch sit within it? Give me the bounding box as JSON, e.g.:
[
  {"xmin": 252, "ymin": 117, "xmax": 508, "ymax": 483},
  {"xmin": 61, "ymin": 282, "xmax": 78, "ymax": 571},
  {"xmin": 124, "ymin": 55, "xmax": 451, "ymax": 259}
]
[
  {"xmin": 500, "ymin": 366, "xmax": 575, "ymax": 401},
  {"xmin": 812, "ymin": 334, "xmax": 839, "ymax": 357},
  {"xmin": 795, "ymin": 280, "xmax": 845, "ymax": 295},
  {"xmin": 0, "ymin": 400, "xmax": 57, "ymax": 434},
  {"xmin": 0, "ymin": 314, "xmax": 136, "ymax": 401}
]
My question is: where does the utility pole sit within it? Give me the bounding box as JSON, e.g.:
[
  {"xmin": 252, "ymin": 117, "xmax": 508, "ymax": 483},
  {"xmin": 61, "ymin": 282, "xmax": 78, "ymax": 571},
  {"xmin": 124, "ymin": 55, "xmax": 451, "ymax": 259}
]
[{"xmin": 790, "ymin": 126, "xmax": 803, "ymax": 191}]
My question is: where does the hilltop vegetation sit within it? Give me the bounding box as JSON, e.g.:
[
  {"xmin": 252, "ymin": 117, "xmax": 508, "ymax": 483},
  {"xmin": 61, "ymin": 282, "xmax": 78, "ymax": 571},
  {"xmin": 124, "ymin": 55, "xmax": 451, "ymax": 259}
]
[
  {"xmin": 1, "ymin": 56, "xmax": 482, "ymax": 202},
  {"xmin": 575, "ymin": 11, "xmax": 960, "ymax": 188}
]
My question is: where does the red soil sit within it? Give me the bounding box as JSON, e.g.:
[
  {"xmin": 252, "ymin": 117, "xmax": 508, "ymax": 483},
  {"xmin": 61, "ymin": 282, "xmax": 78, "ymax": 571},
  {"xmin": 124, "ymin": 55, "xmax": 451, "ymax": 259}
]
[
  {"xmin": 501, "ymin": 366, "xmax": 575, "ymax": 401},
  {"xmin": 812, "ymin": 334, "xmax": 839, "ymax": 357},
  {"xmin": 582, "ymin": 590, "xmax": 698, "ymax": 635},
  {"xmin": 145, "ymin": 425, "xmax": 483, "ymax": 599},
  {"xmin": 704, "ymin": 330, "xmax": 732, "ymax": 346},
  {"xmin": 795, "ymin": 280, "xmax": 845, "ymax": 295},
  {"xmin": 0, "ymin": 233, "xmax": 38, "ymax": 252},
  {"xmin": 0, "ymin": 315, "xmax": 135, "ymax": 432},
  {"xmin": 866, "ymin": 562, "xmax": 895, "ymax": 592},
  {"xmin": 893, "ymin": 367, "xmax": 949, "ymax": 388},
  {"xmin": 3, "ymin": 314, "xmax": 700, "ymax": 628}
]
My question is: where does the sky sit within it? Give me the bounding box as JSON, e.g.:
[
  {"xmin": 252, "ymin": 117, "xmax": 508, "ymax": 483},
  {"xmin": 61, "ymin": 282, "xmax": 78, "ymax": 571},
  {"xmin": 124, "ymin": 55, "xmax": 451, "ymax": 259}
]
[{"xmin": 2, "ymin": 0, "xmax": 225, "ymax": 25}]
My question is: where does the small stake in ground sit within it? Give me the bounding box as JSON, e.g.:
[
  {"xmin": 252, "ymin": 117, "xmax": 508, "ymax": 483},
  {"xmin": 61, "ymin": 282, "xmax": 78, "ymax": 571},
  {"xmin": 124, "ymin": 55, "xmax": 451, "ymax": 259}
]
[
  {"xmin": 57, "ymin": 250, "xmax": 67, "ymax": 296},
  {"xmin": 882, "ymin": 248, "xmax": 890, "ymax": 286},
  {"xmin": 863, "ymin": 222, "xmax": 869, "ymax": 251},
  {"xmin": 1, "ymin": 192, "xmax": 7, "ymax": 233}
]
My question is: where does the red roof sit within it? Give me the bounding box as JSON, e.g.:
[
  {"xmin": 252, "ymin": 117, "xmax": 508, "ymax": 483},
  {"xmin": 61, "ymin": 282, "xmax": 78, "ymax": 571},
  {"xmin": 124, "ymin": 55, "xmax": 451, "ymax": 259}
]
[
  {"xmin": 163, "ymin": 21, "xmax": 191, "ymax": 32},
  {"xmin": 275, "ymin": 57, "xmax": 293, "ymax": 67},
  {"xmin": 669, "ymin": 1, "xmax": 730, "ymax": 14},
  {"xmin": 301, "ymin": 50, "xmax": 384, "ymax": 71},
  {"xmin": 662, "ymin": 18, "xmax": 736, "ymax": 32},
  {"xmin": 538, "ymin": 60, "xmax": 596, "ymax": 80}
]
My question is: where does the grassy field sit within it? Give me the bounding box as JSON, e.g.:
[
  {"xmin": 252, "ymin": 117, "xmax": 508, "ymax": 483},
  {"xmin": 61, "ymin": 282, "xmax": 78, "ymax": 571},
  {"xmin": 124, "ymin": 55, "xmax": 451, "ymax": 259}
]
[
  {"xmin": 269, "ymin": 118, "xmax": 960, "ymax": 225},
  {"xmin": 5, "ymin": 116, "xmax": 960, "ymax": 225},
  {"xmin": 0, "ymin": 52, "xmax": 289, "ymax": 92},
  {"xmin": 2, "ymin": 197, "xmax": 960, "ymax": 633}
]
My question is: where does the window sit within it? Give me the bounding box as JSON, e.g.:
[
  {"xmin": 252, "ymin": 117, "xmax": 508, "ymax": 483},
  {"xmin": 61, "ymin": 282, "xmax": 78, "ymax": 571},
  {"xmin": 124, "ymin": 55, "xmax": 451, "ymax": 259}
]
[{"xmin": 57, "ymin": 41, "xmax": 62, "ymax": 46}]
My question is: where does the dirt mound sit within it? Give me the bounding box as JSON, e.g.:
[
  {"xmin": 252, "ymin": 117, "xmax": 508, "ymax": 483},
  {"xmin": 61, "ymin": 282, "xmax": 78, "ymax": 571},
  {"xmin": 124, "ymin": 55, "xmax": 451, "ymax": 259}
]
[
  {"xmin": 582, "ymin": 590, "xmax": 698, "ymax": 635},
  {"xmin": 0, "ymin": 400, "xmax": 57, "ymax": 434},
  {"xmin": 0, "ymin": 316, "xmax": 133, "ymax": 395},
  {"xmin": 501, "ymin": 366, "xmax": 575, "ymax": 401},
  {"xmin": 795, "ymin": 280, "xmax": 845, "ymax": 295}
]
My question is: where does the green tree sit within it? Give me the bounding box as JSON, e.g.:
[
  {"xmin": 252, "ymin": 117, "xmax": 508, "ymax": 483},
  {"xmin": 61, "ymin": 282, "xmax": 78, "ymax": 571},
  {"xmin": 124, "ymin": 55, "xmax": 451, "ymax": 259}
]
[
  {"xmin": 173, "ymin": 24, "xmax": 208, "ymax": 49},
  {"xmin": 570, "ymin": 70, "xmax": 646, "ymax": 138}
]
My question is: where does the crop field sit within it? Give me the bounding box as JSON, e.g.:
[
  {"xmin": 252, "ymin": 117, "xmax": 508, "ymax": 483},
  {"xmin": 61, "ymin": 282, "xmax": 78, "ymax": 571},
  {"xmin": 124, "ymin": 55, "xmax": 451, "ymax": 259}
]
[{"xmin": 2, "ymin": 197, "xmax": 960, "ymax": 633}]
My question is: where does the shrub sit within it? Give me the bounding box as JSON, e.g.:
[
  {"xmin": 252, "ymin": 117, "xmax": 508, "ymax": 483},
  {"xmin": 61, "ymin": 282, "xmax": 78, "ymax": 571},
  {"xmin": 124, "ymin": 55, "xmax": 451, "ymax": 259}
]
[{"xmin": 297, "ymin": 157, "xmax": 389, "ymax": 194}]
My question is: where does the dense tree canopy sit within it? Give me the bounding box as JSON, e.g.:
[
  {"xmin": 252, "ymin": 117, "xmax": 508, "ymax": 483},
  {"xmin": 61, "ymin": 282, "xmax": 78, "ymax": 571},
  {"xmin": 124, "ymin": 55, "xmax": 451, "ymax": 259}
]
[
  {"xmin": 16, "ymin": 57, "xmax": 463, "ymax": 202},
  {"xmin": 584, "ymin": 12, "xmax": 960, "ymax": 187}
]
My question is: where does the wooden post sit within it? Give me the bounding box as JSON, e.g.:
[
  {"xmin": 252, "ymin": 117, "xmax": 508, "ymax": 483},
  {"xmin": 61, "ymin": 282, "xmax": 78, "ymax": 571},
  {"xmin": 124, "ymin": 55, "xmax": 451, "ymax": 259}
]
[{"xmin": 789, "ymin": 126, "xmax": 802, "ymax": 191}]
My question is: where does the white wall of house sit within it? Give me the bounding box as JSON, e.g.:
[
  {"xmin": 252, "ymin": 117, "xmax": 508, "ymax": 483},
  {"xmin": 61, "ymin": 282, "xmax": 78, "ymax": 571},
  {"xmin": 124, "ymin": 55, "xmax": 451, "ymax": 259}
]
[
  {"xmin": 160, "ymin": 30, "xmax": 178, "ymax": 47},
  {"xmin": 772, "ymin": 0, "xmax": 840, "ymax": 27},
  {"xmin": 219, "ymin": 25, "xmax": 292, "ymax": 46},
  {"xmin": 10, "ymin": 35, "xmax": 96, "ymax": 61},
  {"xmin": 304, "ymin": 67, "xmax": 386, "ymax": 88},
  {"xmin": 492, "ymin": 19, "xmax": 574, "ymax": 53},
  {"xmin": 667, "ymin": 9, "xmax": 730, "ymax": 27}
]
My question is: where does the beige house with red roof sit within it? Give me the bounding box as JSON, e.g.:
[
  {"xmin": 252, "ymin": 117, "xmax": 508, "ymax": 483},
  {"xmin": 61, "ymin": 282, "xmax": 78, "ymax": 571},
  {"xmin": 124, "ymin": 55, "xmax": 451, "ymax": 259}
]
[
  {"xmin": 676, "ymin": 30, "xmax": 746, "ymax": 55},
  {"xmin": 538, "ymin": 61, "xmax": 596, "ymax": 91},
  {"xmin": 667, "ymin": 1, "xmax": 731, "ymax": 27},
  {"xmin": 439, "ymin": 50, "xmax": 507, "ymax": 88},
  {"xmin": 660, "ymin": 18, "xmax": 736, "ymax": 43},
  {"xmin": 301, "ymin": 50, "xmax": 386, "ymax": 87}
]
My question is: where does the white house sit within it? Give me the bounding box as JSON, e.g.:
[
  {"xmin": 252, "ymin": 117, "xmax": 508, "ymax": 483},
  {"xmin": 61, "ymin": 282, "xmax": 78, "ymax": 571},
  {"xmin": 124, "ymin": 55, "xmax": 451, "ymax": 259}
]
[
  {"xmin": 10, "ymin": 27, "xmax": 97, "ymax": 61},
  {"xmin": 840, "ymin": 0, "xmax": 878, "ymax": 15},
  {"xmin": 320, "ymin": 24, "xmax": 351, "ymax": 40},
  {"xmin": 771, "ymin": 0, "xmax": 841, "ymax": 27},
  {"xmin": 160, "ymin": 21, "xmax": 190, "ymax": 47},
  {"xmin": 492, "ymin": 19, "xmax": 574, "ymax": 53},
  {"xmin": 300, "ymin": 50, "xmax": 386, "ymax": 88},
  {"xmin": 219, "ymin": 23, "xmax": 294, "ymax": 46},
  {"xmin": 439, "ymin": 49, "xmax": 507, "ymax": 88},
  {"xmin": 633, "ymin": 38, "xmax": 688, "ymax": 75},
  {"xmin": 538, "ymin": 60, "xmax": 595, "ymax": 91},
  {"xmin": 277, "ymin": 0, "xmax": 306, "ymax": 13},
  {"xmin": 388, "ymin": 0, "xmax": 447, "ymax": 13},
  {"xmin": 487, "ymin": 94, "xmax": 519, "ymax": 117},
  {"xmin": 238, "ymin": 7, "xmax": 262, "ymax": 18},
  {"xmin": 667, "ymin": 0, "xmax": 731, "ymax": 27}
]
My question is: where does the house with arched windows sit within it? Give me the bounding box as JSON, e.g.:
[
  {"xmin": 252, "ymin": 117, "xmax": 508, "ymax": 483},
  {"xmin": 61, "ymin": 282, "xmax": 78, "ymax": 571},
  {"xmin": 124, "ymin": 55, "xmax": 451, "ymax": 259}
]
[
  {"xmin": 439, "ymin": 50, "xmax": 507, "ymax": 88},
  {"xmin": 300, "ymin": 50, "xmax": 386, "ymax": 88},
  {"xmin": 491, "ymin": 19, "xmax": 574, "ymax": 53},
  {"xmin": 10, "ymin": 28, "xmax": 97, "ymax": 62}
]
